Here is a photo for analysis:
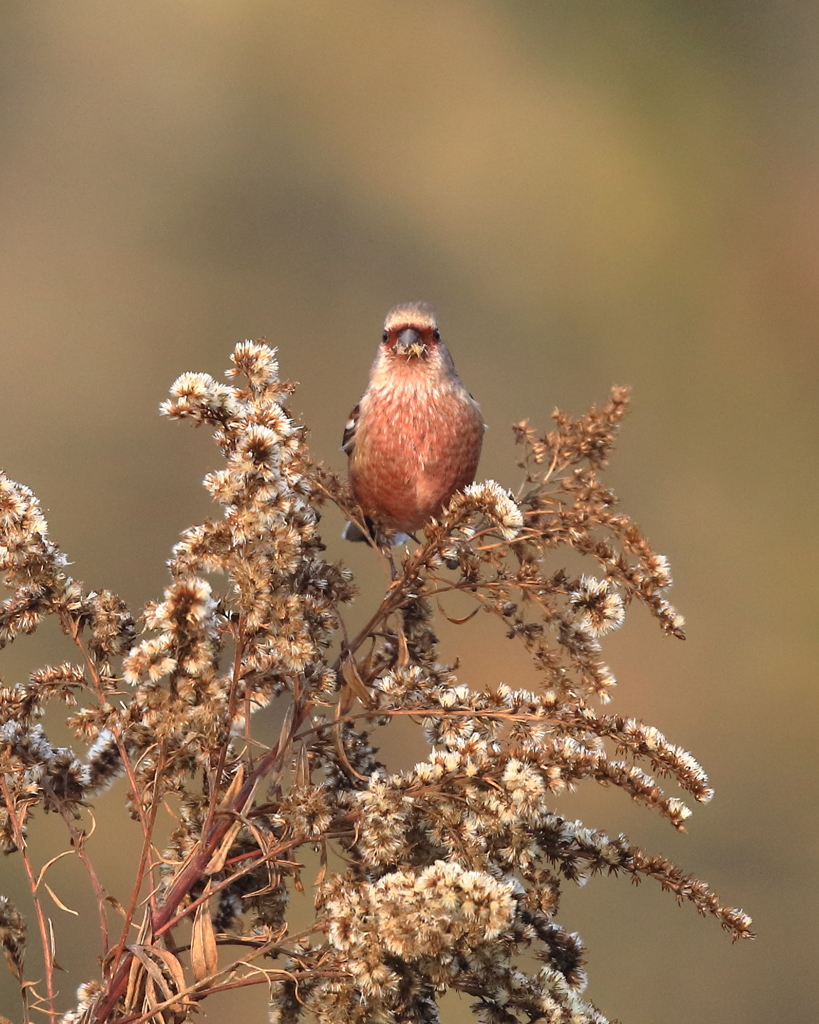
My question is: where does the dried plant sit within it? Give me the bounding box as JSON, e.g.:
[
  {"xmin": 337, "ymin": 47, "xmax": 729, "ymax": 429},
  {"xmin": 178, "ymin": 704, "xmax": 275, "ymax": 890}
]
[{"xmin": 0, "ymin": 340, "xmax": 751, "ymax": 1024}]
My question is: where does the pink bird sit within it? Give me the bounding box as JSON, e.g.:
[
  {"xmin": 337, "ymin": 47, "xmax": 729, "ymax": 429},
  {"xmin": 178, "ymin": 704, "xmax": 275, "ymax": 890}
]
[{"xmin": 343, "ymin": 302, "xmax": 485, "ymax": 543}]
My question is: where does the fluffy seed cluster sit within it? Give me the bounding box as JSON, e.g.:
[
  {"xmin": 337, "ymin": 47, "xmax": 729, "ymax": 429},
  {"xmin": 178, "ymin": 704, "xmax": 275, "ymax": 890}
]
[
  {"xmin": 0, "ymin": 346, "xmax": 750, "ymax": 1024},
  {"xmin": 323, "ymin": 861, "xmax": 515, "ymax": 977}
]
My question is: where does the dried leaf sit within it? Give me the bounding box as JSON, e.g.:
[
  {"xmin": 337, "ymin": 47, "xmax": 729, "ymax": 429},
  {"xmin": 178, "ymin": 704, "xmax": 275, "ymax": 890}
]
[
  {"xmin": 42, "ymin": 882, "xmax": 78, "ymax": 916},
  {"xmin": 191, "ymin": 901, "xmax": 218, "ymax": 982},
  {"xmin": 205, "ymin": 818, "xmax": 242, "ymax": 875},
  {"xmin": 46, "ymin": 918, "xmax": 56, "ymax": 966},
  {"xmin": 332, "ymin": 700, "xmax": 371, "ymax": 783},
  {"xmin": 437, "ymin": 601, "xmax": 481, "ymax": 626},
  {"xmin": 105, "ymin": 894, "xmax": 127, "ymax": 917},
  {"xmin": 341, "ymin": 656, "xmax": 372, "ymax": 707},
  {"xmin": 217, "ymin": 763, "xmax": 245, "ymax": 811},
  {"xmin": 396, "ymin": 625, "xmax": 410, "ymax": 667},
  {"xmin": 128, "ymin": 944, "xmax": 187, "ymax": 1003},
  {"xmin": 277, "ymin": 702, "xmax": 295, "ymax": 754},
  {"xmin": 295, "ymin": 744, "xmax": 311, "ymax": 787},
  {"xmin": 35, "ymin": 849, "xmax": 74, "ymax": 889}
]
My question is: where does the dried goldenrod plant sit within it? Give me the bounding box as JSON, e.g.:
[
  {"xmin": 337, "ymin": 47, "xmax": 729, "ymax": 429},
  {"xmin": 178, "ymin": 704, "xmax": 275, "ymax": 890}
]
[{"xmin": 0, "ymin": 341, "xmax": 751, "ymax": 1024}]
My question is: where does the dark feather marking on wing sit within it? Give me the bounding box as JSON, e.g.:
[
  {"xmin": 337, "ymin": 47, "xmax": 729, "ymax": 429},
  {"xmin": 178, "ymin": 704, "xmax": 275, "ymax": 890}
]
[{"xmin": 341, "ymin": 404, "xmax": 359, "ymax": 454}]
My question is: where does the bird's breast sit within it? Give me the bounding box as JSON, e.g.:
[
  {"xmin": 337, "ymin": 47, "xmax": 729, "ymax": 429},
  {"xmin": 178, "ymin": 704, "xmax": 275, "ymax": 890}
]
[{"xmin": 349, "ymin": 380, "xmax": 484, "ymax": 532}]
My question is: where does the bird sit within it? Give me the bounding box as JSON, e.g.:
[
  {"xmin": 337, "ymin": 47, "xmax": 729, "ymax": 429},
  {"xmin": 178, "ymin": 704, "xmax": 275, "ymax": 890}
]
[{"xmin": 342, "ymin": 302, "xmax": 485, "ymax": 544}]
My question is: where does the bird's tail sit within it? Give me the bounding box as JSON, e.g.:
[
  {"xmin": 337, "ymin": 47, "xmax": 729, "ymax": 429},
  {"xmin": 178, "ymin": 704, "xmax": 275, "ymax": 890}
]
[{"xmin": 342, "ymin": 519, "xmax": 411, "ymax": 546}]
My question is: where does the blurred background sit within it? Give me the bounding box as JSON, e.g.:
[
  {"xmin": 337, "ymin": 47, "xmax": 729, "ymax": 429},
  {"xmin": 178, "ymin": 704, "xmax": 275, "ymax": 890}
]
[{"xmin": 0, "ymin": 2, "xmax": 817, "ymax": 1022}]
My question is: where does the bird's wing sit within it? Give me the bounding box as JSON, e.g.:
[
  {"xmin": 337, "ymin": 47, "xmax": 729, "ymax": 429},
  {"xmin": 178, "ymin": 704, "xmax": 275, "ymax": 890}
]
[{"xmin": 341, "ymin": 403, "xmax": 360, "ymax": 455}]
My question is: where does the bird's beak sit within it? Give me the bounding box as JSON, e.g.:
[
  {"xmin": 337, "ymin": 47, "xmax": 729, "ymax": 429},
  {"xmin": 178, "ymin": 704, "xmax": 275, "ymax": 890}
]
[{"xmin": 394, "ymin": 328, "xmax": 426, "ymax": 359}]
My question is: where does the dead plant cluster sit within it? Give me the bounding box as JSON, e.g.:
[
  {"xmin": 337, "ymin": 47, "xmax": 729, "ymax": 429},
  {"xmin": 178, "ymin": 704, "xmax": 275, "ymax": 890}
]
[{"xmin": 0, "ymin": 341, "xmax": 751, "ymax": 1024}]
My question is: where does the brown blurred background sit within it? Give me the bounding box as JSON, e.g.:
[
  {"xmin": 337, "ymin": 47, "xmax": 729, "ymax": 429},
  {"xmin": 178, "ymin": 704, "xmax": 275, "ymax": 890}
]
[{"xmin": 0, "ymin": 2, "xmax": 817, "ymax": 1022}]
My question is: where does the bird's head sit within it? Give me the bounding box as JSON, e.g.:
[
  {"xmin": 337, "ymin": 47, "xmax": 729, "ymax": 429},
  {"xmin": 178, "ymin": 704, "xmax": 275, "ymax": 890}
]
[{"xmin": 381, "ymin": 302, "xmax": 440, "ymax": 361}]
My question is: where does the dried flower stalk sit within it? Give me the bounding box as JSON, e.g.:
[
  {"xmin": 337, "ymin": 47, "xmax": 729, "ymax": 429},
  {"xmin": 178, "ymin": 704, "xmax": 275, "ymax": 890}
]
[{"xmin": 0, "ymin": 341, "xmax": 751, "ymax": 1024}]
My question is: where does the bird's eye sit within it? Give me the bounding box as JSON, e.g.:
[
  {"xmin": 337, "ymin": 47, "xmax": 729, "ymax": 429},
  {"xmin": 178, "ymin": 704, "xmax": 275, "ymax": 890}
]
[
  {"xmin": 382, "ymin": 330, "xmax": 389, "ymax": 343},
  {"xmin": 432, "ymin": 329, "xmax": 441, "ymax": 342}
]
